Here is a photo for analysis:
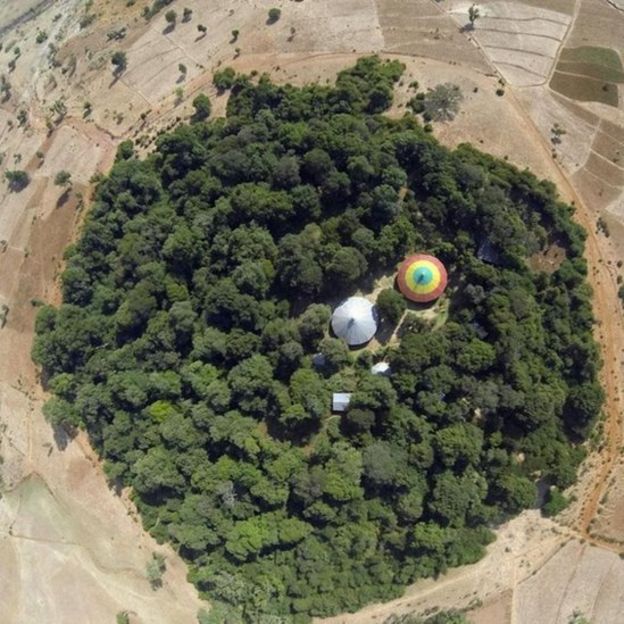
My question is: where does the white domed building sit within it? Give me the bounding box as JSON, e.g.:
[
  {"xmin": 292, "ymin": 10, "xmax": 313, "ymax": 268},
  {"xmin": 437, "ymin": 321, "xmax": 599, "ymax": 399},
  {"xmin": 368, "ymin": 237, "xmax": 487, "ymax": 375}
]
[{"xmin": 331, "ymin": 296, "xmax": 379, "ymax": 346}]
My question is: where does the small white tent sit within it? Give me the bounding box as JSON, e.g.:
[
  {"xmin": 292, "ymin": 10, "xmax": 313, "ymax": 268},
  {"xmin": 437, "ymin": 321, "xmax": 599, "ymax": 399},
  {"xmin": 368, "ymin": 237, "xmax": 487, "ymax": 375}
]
[{"xmin": 331, "ymin": 297, "xmax": 378, "ymax": 346}]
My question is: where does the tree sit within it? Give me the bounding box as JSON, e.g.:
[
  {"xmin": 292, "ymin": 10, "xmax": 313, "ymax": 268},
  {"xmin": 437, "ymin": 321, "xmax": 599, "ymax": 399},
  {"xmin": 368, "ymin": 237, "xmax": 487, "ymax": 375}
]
[
  {"xmin": 165, "ymin": 9, "xmax": 177, "ymax": 26},
  {"xmin": 54, "ymin": 170, "xmax": 72, "ymax": 188},
  {"xmin": 178, "ymin": 63, "xmax": 187, "ymax": 76},
  {"xmin": 362, "ymin": 441, "xmax": 407, "ymax": 486},
  {"xmin": 543, "ymin": 487, "xmax": 569, "ymax": 517},
  {"xmin": 268, "ymin": 7, "xmax": 281, "ymax": 23},
  {"xmin": 319, "ymin": 337, "xmax": 350, "ymax": 373},
  {"xmin": 213, "ymin": 67, "xmax": 236, "ymax": 91},
  {"xmin": 183, "ymin": 7, "xmax": 193, "ymax": 22},
  {"xmin": 231, "ymin": 29, "xmax": 239, "ymax": 43},
  {"xmin": 111, "ymin": 51, "xmax": 127, "ymax": 75},
  {"xmin": 227, "ymin": 354, "xmax": 275, "ymax": 417},
  {"xmin": 197, "ymin": 24, "xmax": 207, "ymax": 35},
  {"xmin": 192, "ymin": 93, "xmax": 211, "ymax": 121},
  {"xmin": 424, "ymin": 83, "xmax": 463, "ymax": 122},
  {"xmin": 298, "ymin": 303, "xmax": 331, "ymax": 349},
  {"xmin": 5, "ymin": 169, "xmax": 29, "ymax": 191},
  {"xmin": 468, "ymin": 4, "xmax": 480, "ymax": 28},
  {"xmin": 116, "ymin": 613, "xmax": 130, "ymax": 624},
  {"xmin": 33, "ymin": 57, "xmax": 602, "ymax": 622},
  {"xmin": 376, "ymin": 288, "xmax": 405, "ymax": 325}
]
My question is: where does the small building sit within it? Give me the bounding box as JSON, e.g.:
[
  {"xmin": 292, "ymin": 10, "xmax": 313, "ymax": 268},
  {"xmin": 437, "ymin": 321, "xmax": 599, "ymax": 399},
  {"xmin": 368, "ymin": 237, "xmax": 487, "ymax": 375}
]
[
  {"xmin": 331, "ymin": 297, "xmax": 379, "ymax": 346},
  {"xmin": 332, "ymin": 392, "xmax": 352, "ymax": 413},
  {"xmin": 370, "ymin": 361, "xmax": 391, "ymax": 376}
]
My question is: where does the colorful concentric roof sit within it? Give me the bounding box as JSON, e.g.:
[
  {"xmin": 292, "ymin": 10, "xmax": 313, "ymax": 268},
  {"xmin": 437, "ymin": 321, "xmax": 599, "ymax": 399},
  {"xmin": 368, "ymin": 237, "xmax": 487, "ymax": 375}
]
[{"xmin": 397, "ymin": 254, "xmax": 448, "ymax": 303}]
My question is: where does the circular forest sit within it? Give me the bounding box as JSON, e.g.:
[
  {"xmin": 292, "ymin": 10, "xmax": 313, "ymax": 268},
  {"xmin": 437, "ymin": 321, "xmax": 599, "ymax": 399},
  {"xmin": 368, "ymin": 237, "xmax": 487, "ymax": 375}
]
[{"xmin": 33, "ymin": 58, "xmax": 603, "ymax": 623}]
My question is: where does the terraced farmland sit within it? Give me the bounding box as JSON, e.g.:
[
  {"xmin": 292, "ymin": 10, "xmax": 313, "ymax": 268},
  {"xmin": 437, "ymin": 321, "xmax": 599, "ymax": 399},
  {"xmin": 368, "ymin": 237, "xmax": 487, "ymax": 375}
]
[
  {"xmin": 550, "ymin": 46, "xmax": 624, "ymax": 107},
  {"xmin": 444, "ymin": 0, "xmax": 572, "ymax": 86}
]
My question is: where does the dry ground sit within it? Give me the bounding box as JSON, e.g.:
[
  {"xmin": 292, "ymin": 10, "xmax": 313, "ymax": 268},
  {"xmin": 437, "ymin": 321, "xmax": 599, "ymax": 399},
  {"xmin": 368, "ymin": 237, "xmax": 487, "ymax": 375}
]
[{"xmin": 2, "ymin": 0, "xmax": 624, "ymax": 623}]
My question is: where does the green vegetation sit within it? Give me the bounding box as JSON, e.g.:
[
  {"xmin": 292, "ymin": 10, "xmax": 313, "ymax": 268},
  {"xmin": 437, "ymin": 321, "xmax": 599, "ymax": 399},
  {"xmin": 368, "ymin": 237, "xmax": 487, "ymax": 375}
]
[
  {"xmin": 146, "ymin": 552, "xmax": 166, "ymax": 589},
  {"xmin": 550, "ymin": 72, "xmax": 618, "ymax": 107},
  {"xmin": 213, "ymin": 67, "xmax": 236, "ymax": 92},
  {"xmin": 560, "ymin": 46, "xmax": 623, "ymax": 71},
  {"xmin": 111, "ymin": 51, "xmax": 128, "ymax": 76},
  {"xmin": 552, "ymin": 47, "xmax": 624, "ymax": 107},
  {"xmin": 54, "ymin": 170, "xmax": 72, "ymax": 188},
  {"xmin": 192, "ymin": 93, "xmax": 212, "ymax": 121},
  {"xmin": 5, "ymin": 169, "xmax": 29, "ymax": 191},
  {"xmin": 33, "ymin": 57, "xmax": 602, "ymax": 623},
  {"xmin": 569, "ymin": 611, "xmax": 591, "ymax": 624},
  {"xmin": 377, "ymin": 288, "xmax": 406, "ymax": 326},
  {"xmin": 165, "ymin": 9, "xmax": 177, "ymax": 26},
  {"xmin": 423, "ymin": 83, "xmax": 463, "ymax": 122},
  {"xmin": 143, "ymin": 0, "xmax": 174, "ymax": 20},
  {"xmin": 542, "ymin": 487, "xmax": 569, "ymax": 517},
  {"xmin": 468, "ymin": 4, "xmax": 480, "ymax": 28},
  {"xmin": 557, "ymin": 61, "xmax": 624, "ymax": 84},
  {"xmin": 116, "ymin": 612, "xmax": 130, "ymax": 624},
  {"xmin": 268, "ymin": 7, "xmax": 282, "ymax": 23}
]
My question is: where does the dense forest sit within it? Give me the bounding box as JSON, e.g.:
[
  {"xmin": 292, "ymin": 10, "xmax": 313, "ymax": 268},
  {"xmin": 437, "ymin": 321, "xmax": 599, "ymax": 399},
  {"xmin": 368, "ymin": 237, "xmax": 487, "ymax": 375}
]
[{"xmin": 33, "ymin": 57, "xmax": 603, "ymax": 623}]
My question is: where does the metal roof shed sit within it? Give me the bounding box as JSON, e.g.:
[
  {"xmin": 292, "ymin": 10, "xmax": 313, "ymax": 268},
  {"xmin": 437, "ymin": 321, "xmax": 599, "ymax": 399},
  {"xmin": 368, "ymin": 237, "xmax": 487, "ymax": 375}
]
[{"xmin": 332, "ymin": 392, "xmax": 352, "ymax": 413}]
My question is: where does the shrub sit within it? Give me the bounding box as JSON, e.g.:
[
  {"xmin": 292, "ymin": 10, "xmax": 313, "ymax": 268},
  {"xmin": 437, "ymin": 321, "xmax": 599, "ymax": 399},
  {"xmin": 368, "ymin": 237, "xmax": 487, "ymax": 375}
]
[
  {"xmin": 376, "ymin": 288, "xmax": 406, "ymax": 325},
  {"xmin": 111, "ymin": 51, "xmax": 127, "ymax": 75},
  {"xmin": 542, "ymin": 487, "xmax": 569, "ymax": 517},
  {"xmin": 213, "ymin": 67, "xmax": 236, "ymax": 91},
  {"xmin": 192, "ymin": 93, "xmax": 211, "ymax": 121},
  {"xmin": 268, "ymin": 7, "xmax": 282, "ymax": 23},
  {"xmin": 5, "ymin": 169, "xmax": 29, "ymax": 191}
]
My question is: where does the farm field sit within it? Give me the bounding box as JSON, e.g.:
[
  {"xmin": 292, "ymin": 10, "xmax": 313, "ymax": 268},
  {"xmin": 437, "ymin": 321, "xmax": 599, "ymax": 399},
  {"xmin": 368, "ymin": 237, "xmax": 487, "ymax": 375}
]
[
  {"xmin": 550, "ymin": 72, "xmax": 619, "ymax": 106},
  {"xmin": 550, "ymin": 46, "xmax": 624, "ymax": 106},
  {"xmin": 443, "ymin": 0, "xmax": 572, "ymax": 86}
]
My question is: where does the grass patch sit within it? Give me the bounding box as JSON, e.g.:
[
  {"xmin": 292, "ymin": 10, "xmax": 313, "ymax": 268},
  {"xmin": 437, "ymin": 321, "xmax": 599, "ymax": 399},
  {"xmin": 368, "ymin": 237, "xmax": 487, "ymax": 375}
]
[
  {"xmin": 560, "ymin": 46, "xmax": 623, "ymax": 70},
  {"xmin": 550, "ymin": 71, "xmax": 618, "ymax": 107},
  {"xmin": 557, "ymin": 61, "xmax": 624, "ymax": 83}
]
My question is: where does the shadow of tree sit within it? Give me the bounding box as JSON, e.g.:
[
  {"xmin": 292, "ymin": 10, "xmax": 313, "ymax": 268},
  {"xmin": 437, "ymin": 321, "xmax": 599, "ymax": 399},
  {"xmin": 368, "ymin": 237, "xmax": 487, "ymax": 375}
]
[
  {"xmin": 56, "ymin": 189, "xmax": 71, "ymax": 208},
  {"xmin": 52, "ymin": 423, "xmax": 73, "ymax": 451}
]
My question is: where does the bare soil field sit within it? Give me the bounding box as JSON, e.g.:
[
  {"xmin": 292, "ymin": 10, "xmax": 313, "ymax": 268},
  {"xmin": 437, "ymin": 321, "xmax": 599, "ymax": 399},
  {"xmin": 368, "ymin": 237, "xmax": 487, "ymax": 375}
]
[
  {"xmin": 2, "ymin": 0, "xmax": 624, "ymax": 623},
  {"xmin": 375, "ymin": 0, "xmax": 490, "ymax": 72},
  {"xmin": 567, "ymin": 0, "xmax": 624, "ymax": 50}
]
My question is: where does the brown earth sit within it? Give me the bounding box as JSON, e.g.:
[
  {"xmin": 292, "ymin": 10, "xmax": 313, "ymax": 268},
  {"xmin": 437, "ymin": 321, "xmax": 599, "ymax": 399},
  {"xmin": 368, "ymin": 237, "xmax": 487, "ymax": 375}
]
[{"xmin": 2, "ymin": 0, "xmax": 624, "ymax": 623}]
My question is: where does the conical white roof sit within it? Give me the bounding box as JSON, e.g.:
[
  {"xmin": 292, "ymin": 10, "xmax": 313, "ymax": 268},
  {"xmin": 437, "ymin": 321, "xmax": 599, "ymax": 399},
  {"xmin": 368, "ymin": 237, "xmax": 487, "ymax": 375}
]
[{"xmin": 331, "ymin": 297, "xmax": 378, "ymax": 346}]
